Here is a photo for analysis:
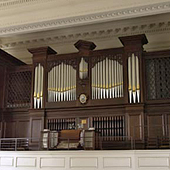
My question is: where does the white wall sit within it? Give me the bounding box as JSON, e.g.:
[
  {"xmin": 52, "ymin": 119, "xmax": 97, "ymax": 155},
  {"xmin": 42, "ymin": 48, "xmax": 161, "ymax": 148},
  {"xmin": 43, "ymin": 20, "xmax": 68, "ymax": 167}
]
[{"xmin": 0, "ymin": 150, "xmax": 170, "ymax": 170}]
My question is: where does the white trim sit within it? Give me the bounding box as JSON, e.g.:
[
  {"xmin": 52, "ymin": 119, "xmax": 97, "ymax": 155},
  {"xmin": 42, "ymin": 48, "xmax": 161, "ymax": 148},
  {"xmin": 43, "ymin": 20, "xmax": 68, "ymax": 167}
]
[{"xmin": 0, "ymin": 2, "xmax": 170, "ymax": 36}]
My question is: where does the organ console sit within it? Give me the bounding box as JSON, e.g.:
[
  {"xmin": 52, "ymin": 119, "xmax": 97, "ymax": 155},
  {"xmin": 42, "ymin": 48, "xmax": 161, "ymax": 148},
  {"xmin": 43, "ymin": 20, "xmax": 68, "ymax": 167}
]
[{"xmin": 1, "ymin": 34, "xmax": 170, "ymax": 150}]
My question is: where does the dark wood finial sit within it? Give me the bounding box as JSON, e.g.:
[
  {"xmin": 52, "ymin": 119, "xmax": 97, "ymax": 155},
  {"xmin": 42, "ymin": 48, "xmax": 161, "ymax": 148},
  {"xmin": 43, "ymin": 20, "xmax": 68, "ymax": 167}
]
[{"xmin": 74, "ymin": 40, "xmax": 96, "ymax": 51}]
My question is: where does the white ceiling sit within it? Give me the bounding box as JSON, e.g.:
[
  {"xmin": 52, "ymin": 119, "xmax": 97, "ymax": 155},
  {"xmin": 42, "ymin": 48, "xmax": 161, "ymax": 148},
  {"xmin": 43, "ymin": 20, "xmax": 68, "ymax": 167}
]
[{"xmin": 0, "ymin": 0, "xmax": 170, "ymax": 64}]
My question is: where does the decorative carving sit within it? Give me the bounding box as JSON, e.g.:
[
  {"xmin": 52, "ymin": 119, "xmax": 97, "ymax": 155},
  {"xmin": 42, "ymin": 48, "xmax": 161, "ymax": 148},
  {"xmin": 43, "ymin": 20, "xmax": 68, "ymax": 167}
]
[
  {"xmin": 1, "ymin": 20, "xmax": 170, "ymax": 51},
  {"xmin": 0, "ymin": 0, "xmax": 55, "ymax": 9},
  {"xmin": 6, "ymin": 70, "xmax": 32, "ymax": 108},
  {"xmin": 145, "ymin": 57, "xmax": 170, "ymax": 100}
]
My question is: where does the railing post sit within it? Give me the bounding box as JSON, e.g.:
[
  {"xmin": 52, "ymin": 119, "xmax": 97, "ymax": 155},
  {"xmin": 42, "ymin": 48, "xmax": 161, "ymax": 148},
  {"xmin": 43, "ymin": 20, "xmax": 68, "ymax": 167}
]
[
  {"xmin": 15, "ymin": 139, "xmax": 17, "ymax": 151},
  {"xmin": 68, "ymin": 138, "xmax": 70, "ymax": 150},
  {"xmin": 0, "ymin": 139, "xmax": 1, "ymax": 150}
]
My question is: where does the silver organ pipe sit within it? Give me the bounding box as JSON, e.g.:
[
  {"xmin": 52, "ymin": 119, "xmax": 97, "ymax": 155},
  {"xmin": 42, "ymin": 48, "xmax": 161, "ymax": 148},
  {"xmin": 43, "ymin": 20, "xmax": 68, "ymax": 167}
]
[
  {"xmin": 100, "ymin": 61, "xmax": 103, "ymax": 99},
  {"xmin": 106, "ymin": 57, "xmax": 109, "ymax": 98},
  {"xmin": 34, "ymin": 66, "xmax": 38, "ymax": 108},
  {"xmin": 102, "ymin": 58, "xmax": 106, "ymax": 99},
  {"xmin": 97, "ymin": 61, "xmax": 100, "ymax": 99},
  {"xmin": 92, "ymin": 55, "xmax": 123, "ymax": 100},
  {"xmin": 34, "ymin": 63, "xmax": 44, "ymax": 109},
  {"xmin": 79, "ymin": 57, "xmax": 88, "ymax": 79},
  {"xmin": 128, "ymin": 53, "xmax": 140, "ymax": 103},
  {"xmin": 92, "ymin": 66, "xmax": 94, "ymax": 99},
  {"xmin": 111, "ymin": 60, "xmax": 115, "ymax": 98},
  {"xmin": 55, "ymin": 65, "xmax": 58, "ymax": 102},
  {"xmin": 40, "ymin": 65, "xmax": 44, "ymax": 107},
  {"xmin": 58, "ymin": 64, "xmax": 61, "ymax": 102},
  {"xmin": 48, "ymin": 61, "xmax": 76, "ymax": 102},
  {"xmin": 109, "ymin": 58, "xmax": 112, "ymax": 98}
]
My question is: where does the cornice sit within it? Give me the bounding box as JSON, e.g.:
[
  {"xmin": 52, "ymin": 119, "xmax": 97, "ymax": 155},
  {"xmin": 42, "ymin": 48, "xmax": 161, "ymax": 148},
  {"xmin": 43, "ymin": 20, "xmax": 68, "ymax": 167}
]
[
  {"xmin": 0, "ymin": 0, "xmax": 55, "ymax": 9},
  {"xmin": 0, "ymin": 2, "xmax": 170, "ymax": 36},
  {"xmin": 1, "ymin": 20, "xmax": 170, "ymax": 50}
]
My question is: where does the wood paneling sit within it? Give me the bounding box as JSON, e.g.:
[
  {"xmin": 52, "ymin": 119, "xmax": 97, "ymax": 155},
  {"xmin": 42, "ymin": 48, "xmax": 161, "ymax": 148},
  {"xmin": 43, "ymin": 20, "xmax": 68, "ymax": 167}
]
[
  {"xmin": 147, "ymin": 115, "xmax": 163, "ymax": 138},
  {"xmin": 5, "ymin": 121, "xmax": 17, "ymax": 138},
  {"xmin": 17, "ymin": 120, "xmax": 30, "ymax": 138},
  {"xmin": 0, "ymin": 66, "xmax": 5, "ymax": 108},
  {"xmin": 31, "ymin": 119, "xmax": 43, "ymax": 142},
  {"xmin": 129, "ymin": 114, "xmax": 142, "ymax": 140}
]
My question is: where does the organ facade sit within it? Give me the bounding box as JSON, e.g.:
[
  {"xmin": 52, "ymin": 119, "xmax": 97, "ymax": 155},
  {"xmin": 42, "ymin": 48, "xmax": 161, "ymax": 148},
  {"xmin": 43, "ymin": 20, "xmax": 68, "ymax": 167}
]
[{"xmin": 0, "ymin": 34, "xmax": 170, "ymax": 149}]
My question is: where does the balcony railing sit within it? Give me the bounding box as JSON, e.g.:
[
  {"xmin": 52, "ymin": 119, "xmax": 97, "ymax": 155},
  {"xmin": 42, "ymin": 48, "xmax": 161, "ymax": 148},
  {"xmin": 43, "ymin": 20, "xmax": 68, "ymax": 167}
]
[{"xmin": 1, "ymin": 125, "xmax": 170, "ymax": 151}]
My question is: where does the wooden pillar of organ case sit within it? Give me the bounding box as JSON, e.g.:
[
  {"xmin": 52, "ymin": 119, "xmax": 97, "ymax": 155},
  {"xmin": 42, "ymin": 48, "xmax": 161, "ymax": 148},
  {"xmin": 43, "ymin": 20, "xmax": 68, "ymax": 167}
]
[
  {"xmin": 28, "ymin": 47, "xmax": 57, "ymax": 109},
  {"xmin": 74, "ymin": 40, "xmax": 96, "ymax": 106},
  {"xmin": 28, "ymin": 47, "xmax": 57, "ymax": 147},
  {"xmin": 119, "ymin": 34, "xmax": 148, "ymax": 104},
  {"xmin": 119, "ymin": 34, "xmax": 148, "ymax": 146}
]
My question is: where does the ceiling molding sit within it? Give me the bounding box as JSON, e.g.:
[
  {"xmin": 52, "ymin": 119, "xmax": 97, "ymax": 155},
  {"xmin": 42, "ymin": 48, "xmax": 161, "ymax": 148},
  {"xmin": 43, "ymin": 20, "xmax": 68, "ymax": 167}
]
[
  {"xmin": 1, "ymin": 20, "xmax": 170, "ymax": 50},
  {"xmin": 0, "ymin": 1, "xmax": 170, "ymax": 36},
  {"xmin": 0, "ymin": 0, "xmax": 55, "ymax": 9}
]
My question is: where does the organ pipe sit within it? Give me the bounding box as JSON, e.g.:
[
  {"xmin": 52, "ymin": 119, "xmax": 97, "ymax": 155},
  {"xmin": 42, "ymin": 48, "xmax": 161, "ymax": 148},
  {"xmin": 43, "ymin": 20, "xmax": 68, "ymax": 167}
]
[
  {"xmin": 48, "ymin": 62, "xmax": 76, "ymax": 102},
  {"xmin": 34, "ymin": 63, "xmax": 44, "ymax": 109},
  {"xmin": 128, "ymin": 53, "xmax": 140, "ymax": 103},
  {"xmin": 79, "ymin": 57, "xmax": 88, "ymax": 79},
  {"xmin": 92, "ymin": 56, "xmax": 123, "ymax": 100}
]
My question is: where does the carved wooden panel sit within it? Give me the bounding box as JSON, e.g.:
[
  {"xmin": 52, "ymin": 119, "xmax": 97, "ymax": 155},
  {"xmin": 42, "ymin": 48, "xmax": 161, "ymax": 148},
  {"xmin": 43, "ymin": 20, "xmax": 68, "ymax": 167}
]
[
  {"xmin": 0, "ymin": 66, "xmax": 5, "ymax": 108},
  {"xmin": 17, "ymin": 120, "xmax": 30, "ymax": 138},
  {"xmin": 129, "ymin": 114, "xmax": 142, "ymax": 140},
  {"xmin": 147, "ymin": 115, "xmax": 163, "ymax": 138},
  {"xmin": 31, "ymin": 119, "xmax": 43, "ymax": 142},
  {"xmin": 145, "ymin": 57, "xmax": 170, "ymax": 100},
  {"xmin": 4, "ymin": 121, "xmax": 17, "ymax": 138},
  {"xmin": 6, "ymin": 70, "xmax": 32, "ymax": 108}
]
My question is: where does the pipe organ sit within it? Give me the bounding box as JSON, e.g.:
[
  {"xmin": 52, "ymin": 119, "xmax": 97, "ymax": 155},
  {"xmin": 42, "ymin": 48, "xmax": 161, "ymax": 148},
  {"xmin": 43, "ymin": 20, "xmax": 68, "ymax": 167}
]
[
  {"xmin": 34, "ymin": 63, "xmax": 44, "ymax": 109},
  {"xmin": 48, "ymin": 61, "xmax": 76, "ymax": 102},
  {"xmin": 4, "ymin": 34, "xmax": 170, "ymax": 150},
  {"xmin": 92, "ymin": 116, "xmax": 125, "ymax": 140},
  {"xmin": 128, "ymin": 53, "xmax": 140, "ymax": 103},
  {"xmin": 92, "ymin": 55, "xmax": 123, "ymax": 100},
  {"xmin": 47, "ymin": 118, "xmax": 76, "ymax": 131}
]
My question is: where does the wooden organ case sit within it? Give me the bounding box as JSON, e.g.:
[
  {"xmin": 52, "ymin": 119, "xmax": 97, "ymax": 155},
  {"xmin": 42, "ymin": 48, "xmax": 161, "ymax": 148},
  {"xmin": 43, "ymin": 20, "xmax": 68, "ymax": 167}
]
[{"xmin": 1, "ymin": 34, "xmax": 170, "ymax": 150}]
